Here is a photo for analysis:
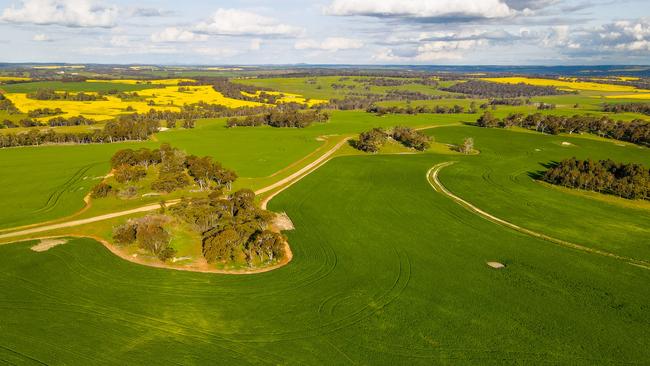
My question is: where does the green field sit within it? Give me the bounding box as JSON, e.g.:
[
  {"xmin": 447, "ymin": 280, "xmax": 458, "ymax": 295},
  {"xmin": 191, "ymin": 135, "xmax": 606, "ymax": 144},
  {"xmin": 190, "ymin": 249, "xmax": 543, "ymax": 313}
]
[
  {"xmin": 0, "ymin": 70, "xmax": 649, "ymax": 364},
  {"xmin": 0, "ymin": 142, "xmax": 154, "ymax": 229},
  {"xmin": 1, "ymin": 139, "xmax": 649, "ymax": 363},
  {"xmin": 0, "ymin": 81, "xmax": 158, "ymax": 93}
]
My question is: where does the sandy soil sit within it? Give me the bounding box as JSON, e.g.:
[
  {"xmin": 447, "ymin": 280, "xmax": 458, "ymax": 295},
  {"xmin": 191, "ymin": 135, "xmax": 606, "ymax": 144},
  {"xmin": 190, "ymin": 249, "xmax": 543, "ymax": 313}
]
[{"xmin": 31, "ymin": 238, "xmax": 68, "ymax": 252}]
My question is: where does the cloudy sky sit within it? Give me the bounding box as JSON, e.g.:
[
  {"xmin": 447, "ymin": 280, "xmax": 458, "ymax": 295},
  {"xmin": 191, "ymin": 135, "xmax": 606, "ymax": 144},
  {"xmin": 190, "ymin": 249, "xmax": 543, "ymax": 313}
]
[{"xmin": 0, "ymin": 0, "xmax": 649, "ymax": 65}]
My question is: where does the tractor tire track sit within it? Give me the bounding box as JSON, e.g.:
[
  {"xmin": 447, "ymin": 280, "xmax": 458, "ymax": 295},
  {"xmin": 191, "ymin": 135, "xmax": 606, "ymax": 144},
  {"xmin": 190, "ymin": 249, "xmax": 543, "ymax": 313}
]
[{"xmin": 427, "ymin": 162, "xmax": 650, "ymax": 270}]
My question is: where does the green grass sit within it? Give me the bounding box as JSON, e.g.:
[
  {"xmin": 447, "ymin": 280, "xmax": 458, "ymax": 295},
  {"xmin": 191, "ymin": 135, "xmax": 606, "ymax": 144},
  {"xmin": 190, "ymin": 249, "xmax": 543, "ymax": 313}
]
[
  {"xmin": 1, "ymin": 144, "xmax": 648, "ymax": 363},
  {"xmin": 428, "ymin": 125, "xmax": 650, "ymax": 261},
  {"xmin": 158, "ymin": 111, "xmax": 465, "ymax": 178},
  {"xmin": 0, "ymin": 142, "xmax": 154, "ymax": 229},
  {"xmin": 0, "ymin": 81, "xmax": 158, "ymax": 93}
]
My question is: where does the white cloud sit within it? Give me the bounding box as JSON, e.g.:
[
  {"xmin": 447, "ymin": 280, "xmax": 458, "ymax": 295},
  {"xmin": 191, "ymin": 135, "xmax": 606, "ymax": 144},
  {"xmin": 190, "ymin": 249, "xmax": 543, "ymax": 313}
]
[
  {"xmin": 250, "ymin": 38, "xmax": 262, "ymax": 50},
  {"xmin": 0, "ymin": 0, "xmax": 119, "ymax": 28},
  {"xmin": 195, "ymin": 8, "xmax": 303, "ymax": 37},
  {"xmin": 151, "ymin": 27, "xmax": 208, "ymax": 43},
  {"xmin": 325, "ymin": 0, "xmax": 513, "ymax": 20},
  {"xmin": 32, "ymin": 33, "xmax": 49, "ymax": 42},
  {"xmin": 193, "ymin": 47, "xmax": 241, "ymax": 58},
  {"xmin": 295, "ymin": 37, "xmax": 363, "ymax": 51},
  {"xmin": 374, "ymin": 39, "xmax": 485, "ymax": 62}
]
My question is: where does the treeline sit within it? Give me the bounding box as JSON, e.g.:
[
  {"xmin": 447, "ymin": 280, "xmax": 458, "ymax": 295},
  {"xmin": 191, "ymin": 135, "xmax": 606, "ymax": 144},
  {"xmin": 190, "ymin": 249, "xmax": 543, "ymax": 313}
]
[
  {"xmin": 603, "ymin": 103, "xmax": 650, "ymax": 116},
  {"xmin": 27, "ymin": 88, "xmax": 106, "ymax": 101},
  {"xmin": 541, "ymin": 158, "xmax": 649, "ymax": 200},
  {"xmin": 354, "ymin": 126, "xmax": 432, "ymax": 152},
  {"xmin": 476, "ymin": 111, "xmax": 649, "ymax": 145},
  {"xmin": 443, "ymin": 80, "xmax": 567, "ymax": 98},
  {"xmin": 0, "ymin": 118, "xmax": 162, "ymax": 148},
  {"xmin": 329, "ymin": 90, "xmax": 448, "ymax": 110},
  {"xmin": 170, "ymin": 191, "xmax": 285, "ymax": 266},
  {"xmin": 366, "ymin": 103, "xmax": 474, "ymax": 115},
  {"xmin": 352, "ymin": 77, "xmax": 438, "ymax": 87},
  {"xmin": 226, "ymin": 110, "xmax": 329, "ymax": 128}
]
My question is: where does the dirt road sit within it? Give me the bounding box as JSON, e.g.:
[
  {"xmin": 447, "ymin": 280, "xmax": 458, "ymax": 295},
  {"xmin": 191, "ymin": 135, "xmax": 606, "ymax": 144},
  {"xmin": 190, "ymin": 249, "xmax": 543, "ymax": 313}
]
[{"xmin": 427, "ymin": 162, "xmax": 650, "ymax": 270}]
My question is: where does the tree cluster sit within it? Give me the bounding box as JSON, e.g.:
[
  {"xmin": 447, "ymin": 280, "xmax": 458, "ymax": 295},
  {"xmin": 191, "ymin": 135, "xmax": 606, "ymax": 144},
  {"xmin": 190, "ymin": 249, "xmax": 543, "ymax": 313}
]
[
  {"xmin": 541, "ymin": 158, "xmax": 649, "ymax": 200},
  {"xmin": 107, "ymin": 144, "xmax": 237, "ymax": 194},
  {"xmin": 170, "ymin": 190, "xmax": 285, "ymax": 266},
  {"xmin": 27, "ymin": 108, "xmax": 63, "ymax": 118},
  {"xmin": 391, "ymin": 126, "xmax": 432, "ymax": 151},
  {"xmin": 354, "ymin": 126, "xmax": 432, "ymax": 152},
  {"xmin": 443, "ymin": 80, "xmax": 567, "ymax": 98},
  {"xmin": 226, "ymin": 109, "xmax": 330, "ymax": 128},
  {"xmin": 476, "ymin": 111, "xmax": 649, "ymax": 145},
  {"xmin": 113, "ymin": 215, "xmax": 176, "ymax": 261}
]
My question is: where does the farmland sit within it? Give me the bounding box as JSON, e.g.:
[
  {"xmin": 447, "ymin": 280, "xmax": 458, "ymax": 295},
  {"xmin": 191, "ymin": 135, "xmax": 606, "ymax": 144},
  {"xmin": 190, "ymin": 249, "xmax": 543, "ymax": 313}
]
[{"xmin": 0, "ymin": 64, "xmax": 649, "ymax": 364}]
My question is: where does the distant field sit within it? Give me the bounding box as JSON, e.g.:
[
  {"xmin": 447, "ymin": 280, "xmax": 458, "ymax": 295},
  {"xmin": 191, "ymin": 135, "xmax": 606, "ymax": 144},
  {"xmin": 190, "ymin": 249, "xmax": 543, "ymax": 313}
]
[{"xmin": 0, "ymin": 81, "xmax": 157, "ymax": 93}]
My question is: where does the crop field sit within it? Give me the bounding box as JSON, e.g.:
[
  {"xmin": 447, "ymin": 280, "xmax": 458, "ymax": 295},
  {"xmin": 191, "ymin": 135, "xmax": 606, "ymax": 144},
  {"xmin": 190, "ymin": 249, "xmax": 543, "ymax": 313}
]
[
  {"xmin": 0, "ymin": 142, "xmax": 153, "ymax": 229},
  {"xmin": 1, "ymin": 135, "xmax": 649, "ymax": 363},
  {"xmin": 481, "ymin": 76, "xmax": 650, "ymax": 93},
  {"xmin": 0, "ymin": 66, "xmax": 649, "ymax": 364}
]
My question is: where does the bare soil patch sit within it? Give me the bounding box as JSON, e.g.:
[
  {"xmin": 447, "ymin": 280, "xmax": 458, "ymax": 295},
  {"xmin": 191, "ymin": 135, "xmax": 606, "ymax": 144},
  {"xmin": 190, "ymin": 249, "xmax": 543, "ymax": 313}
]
[
  {"xmin": 272, "ymin": 212, "xmax": 295, "ymax": 231},
  {"xmin": 31, "ymin": 238, "xmax": 68, "ymax": 252},
  {"xmin": 487, "ymin": 261, "xmax": 506, "ymax": 269}
]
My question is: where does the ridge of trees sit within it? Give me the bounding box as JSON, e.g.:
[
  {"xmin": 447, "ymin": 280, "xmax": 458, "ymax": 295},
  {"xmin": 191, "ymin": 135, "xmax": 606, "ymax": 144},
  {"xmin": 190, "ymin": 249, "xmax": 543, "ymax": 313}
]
[
  {"xmin": 443, "ymin": 80, "xmax": 568, "ymax": 98},
  {"xmin": 226, "ymin": 109, "xmax": 330, "ymax": 128},
  {"xmin": 476, "ymin": 111, "xmax": 649, "ymax": 145},
  {"xmin": 540, "ymin": 157, "xmax": 649, "ymax": 200}
]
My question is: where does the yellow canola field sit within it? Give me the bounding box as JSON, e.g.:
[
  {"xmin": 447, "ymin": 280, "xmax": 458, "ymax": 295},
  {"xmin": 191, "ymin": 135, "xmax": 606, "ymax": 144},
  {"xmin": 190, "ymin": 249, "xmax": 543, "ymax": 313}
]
[
  {"xmin": 32, "ymin": 65, "xmax": 85, "ymax": 70},
  {"xmin": 605, "ymin": 94, "xmax": 650, "ymax": 100},
  {"xmin": 0, "ymin": 76, "xmax": 31, "ymax": 82},
  {"xmin": 5, "ymin": 93, "xmax": 173, "ymax": 121},
  {"xmin": 5, "ymin": 85, "xmax": 266, "ymax": 121},
  {"xmin": 241, "ymin": 91, "xmax": 327, "ymax": 107},
  {"xmin": 141, "ymin": 86, "xmax": 266, "ymax": 108},
  {"xmin": 86, "ymin": 79, "xmax": 195, "ymax": 86},
  {"xmin": 482, "ymin": 77, "xmax": 650, "ymax": 93}
]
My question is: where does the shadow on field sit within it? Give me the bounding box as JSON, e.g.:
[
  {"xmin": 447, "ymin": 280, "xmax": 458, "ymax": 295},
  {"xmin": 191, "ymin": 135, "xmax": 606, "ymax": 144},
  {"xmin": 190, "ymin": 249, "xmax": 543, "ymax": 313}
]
[{"xmin": 527, "ymin": 160, "xmax": 560, "ymax": 180}]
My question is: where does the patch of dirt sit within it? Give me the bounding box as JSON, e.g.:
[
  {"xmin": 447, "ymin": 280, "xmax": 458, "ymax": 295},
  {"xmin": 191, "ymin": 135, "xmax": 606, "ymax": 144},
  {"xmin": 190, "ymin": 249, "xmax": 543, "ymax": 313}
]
[
  {"xmin": 272, "ymin": 212, "xmax": 295, "ymax": 231},
  {"xmin": 561, "ymin": 141, "xmax": 574, "ymax": 146},
  {"xmin": 487, "ymin": 261, "xmax": 506, "ymax": 269},
  {"xmin": 31, "ymin": 238, "xmax": 68, "ymax": 252}
]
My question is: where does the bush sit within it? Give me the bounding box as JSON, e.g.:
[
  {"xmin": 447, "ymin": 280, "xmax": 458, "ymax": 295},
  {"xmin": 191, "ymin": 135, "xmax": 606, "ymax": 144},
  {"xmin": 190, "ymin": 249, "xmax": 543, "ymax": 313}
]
[
  {"xmin": 113, "ymin": 222, "xmax": 137, "ymax": 245},
  {"xmin": 90, "ymin": 182, "xmax": 113, "ymax": 198}
]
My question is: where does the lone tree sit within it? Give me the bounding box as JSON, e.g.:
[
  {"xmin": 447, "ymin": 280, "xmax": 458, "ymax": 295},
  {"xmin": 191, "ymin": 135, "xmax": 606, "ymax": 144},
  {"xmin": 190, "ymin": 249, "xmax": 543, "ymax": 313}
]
[{"xmin": 460, "ymin": 137, "xmax": 474, "ymax": 154}]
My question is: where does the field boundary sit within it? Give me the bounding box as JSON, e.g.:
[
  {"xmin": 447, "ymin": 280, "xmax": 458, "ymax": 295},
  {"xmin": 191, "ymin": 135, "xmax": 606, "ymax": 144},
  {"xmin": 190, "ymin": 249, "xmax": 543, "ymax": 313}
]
[{"xmin": 427, "ymin": 162, "xmax": 650, "ymax": 270}]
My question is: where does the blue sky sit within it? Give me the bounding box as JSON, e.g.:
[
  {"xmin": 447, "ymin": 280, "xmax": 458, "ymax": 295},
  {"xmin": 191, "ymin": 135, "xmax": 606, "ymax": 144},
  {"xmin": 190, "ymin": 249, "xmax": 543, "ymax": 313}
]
[{"xmin": 0, "ymin": 0, "xmax": 648, "ymax": 65}]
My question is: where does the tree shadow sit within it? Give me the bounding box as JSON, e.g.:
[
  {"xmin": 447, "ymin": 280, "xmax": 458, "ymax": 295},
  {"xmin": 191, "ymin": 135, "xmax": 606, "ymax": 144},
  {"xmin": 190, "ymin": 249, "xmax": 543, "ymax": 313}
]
[{"xmin": 527, "ymin": 160, "xmax": 559, "ymax": 180}]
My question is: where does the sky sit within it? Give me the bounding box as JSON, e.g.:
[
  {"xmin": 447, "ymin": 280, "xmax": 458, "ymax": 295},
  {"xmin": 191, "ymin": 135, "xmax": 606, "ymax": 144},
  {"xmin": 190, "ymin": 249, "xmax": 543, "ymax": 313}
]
[{"xmin": 0, "ymin": 0, "xmax": 649, "ymax": 65}]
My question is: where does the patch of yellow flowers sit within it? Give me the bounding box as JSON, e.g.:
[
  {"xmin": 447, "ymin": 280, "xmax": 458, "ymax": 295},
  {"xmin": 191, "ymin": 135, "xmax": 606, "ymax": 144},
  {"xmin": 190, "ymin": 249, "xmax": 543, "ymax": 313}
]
[
  {"xmin": 482, "ymin": 77, "xmax": 650, "ymax": 93},
  {"xmin": 4, "ymin": 79, "xmax": 323, "ymax": 121}
]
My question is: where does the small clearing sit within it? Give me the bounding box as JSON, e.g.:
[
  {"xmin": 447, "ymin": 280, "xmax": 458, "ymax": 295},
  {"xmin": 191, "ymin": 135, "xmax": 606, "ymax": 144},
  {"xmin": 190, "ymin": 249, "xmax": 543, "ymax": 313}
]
[{"xmin": 31, "ymin": 238, "xmax": 68, "ymax": 252}]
